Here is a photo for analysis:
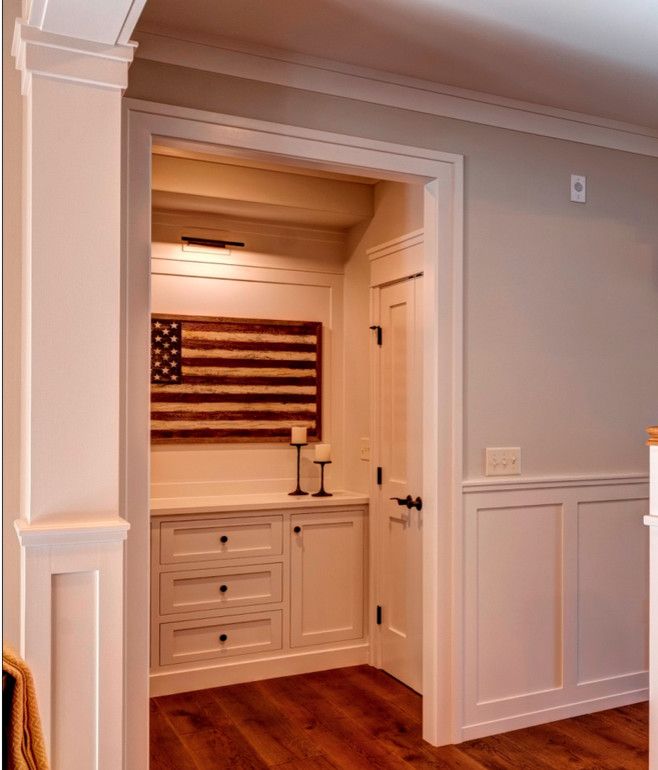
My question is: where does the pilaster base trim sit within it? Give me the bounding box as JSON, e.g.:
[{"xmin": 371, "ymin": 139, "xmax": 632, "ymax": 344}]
[{"xmin": 15, "ymin": 516, "xmax": 130, "ymax": 546}]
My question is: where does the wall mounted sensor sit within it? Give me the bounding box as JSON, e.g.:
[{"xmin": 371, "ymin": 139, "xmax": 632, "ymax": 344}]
[{"xmin": 570, "ymin": 175, "xmax": 586, "ymax": 203}]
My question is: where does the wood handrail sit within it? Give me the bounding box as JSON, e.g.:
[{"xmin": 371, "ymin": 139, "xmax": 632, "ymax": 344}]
[{"xmin": 647, "ymin": 426, "xmax": 658, "ymax": 446}]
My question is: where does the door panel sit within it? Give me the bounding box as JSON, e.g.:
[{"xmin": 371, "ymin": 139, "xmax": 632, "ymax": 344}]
[
  {"xmin": 378, "ymin": 276, "xmax": 423, "ymax": 693},
  {"xmin": 290, "ymin": 511, "xmax": 365, "ymax": 648}
]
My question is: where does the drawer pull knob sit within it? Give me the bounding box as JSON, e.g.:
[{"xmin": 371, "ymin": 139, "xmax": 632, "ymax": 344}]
[
  {"xmin": 219, "ymin": 634, "xmax": 228, "ymax": 643},
  {"xmin": 219, "ymin": 584, "xmax": 228, "ymax": 593},
  {"xmin": 220, "ymin": 535, "xmax": 229, "ymax": 543},
  {"xmin": 294, "ymin": 526, "xmax": 301, "ymax": 534}
]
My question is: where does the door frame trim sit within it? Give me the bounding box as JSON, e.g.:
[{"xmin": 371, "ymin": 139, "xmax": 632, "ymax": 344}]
[{"xmin": 123, "ymin": 97, "xmax": 464, "ymax": 765}]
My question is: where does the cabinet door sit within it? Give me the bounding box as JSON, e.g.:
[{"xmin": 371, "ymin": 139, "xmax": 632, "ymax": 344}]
[{"xmin": 290, "ymin": 510, "xmax": 365, "ymax": 648}]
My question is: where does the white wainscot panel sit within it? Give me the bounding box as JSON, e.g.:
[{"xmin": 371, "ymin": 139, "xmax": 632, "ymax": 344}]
[
  {"xmin": 577, "ymin": 498, "xmax": 649, "ymax": 685},
  {"xmin": 462, "ymin": 478, "xmax": 649, "ymax": 740},
  {"xmin": 476, "ymin": 503, "xmax": 563, "ymax": 705},
  {"xmin": 52, "ymin": 571, "xmax": 99, "ymax": 770}
]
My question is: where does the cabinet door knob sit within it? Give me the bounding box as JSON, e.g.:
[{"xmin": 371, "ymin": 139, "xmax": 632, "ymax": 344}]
[
  {"xmin": 219, "ymin": 584, "xmax": 228, "ymax": 593},
  {"xmin": 220, "ymin": 535, "xmax": 229, "ymax": 543},
  {"xmin": 219, "ymin": 634, "xmax": 228, "ymax": 643},
  {"xmin": 294, "ymin": 526, "xmax": 301, "ymax": 534}
]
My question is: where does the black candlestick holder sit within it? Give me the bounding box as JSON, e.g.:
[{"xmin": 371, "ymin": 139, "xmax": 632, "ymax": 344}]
[
  {"xmin": 312, "ymin": 460, "xmax": 333, "ymax": 497},
  {"xmin": 288, "ymin": 443, "xmax": 309, "ymax": 496}
]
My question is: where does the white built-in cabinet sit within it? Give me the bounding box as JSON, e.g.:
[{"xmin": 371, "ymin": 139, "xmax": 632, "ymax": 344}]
[{"xmin": 150, "ymin": 495, "xmax": 368, "ymax": 696}]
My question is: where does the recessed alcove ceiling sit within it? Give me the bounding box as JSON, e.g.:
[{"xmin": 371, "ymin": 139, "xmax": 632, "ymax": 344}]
[
  {"xmin": 152, "ymin": 146, "xmax": 379, "ymax": 230},
  {"xmin": 136, "ymin": 0, "xmax": 658, "ymax": 130}
]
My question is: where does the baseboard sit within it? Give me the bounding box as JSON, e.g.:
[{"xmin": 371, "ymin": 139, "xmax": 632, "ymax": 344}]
[
  {"xmin": 150, "ymin": 642, "xmax": 370, "ymax": 697},
  {"xmin": 460, "ymin": 687, "xmax": 648, "ymax": 742}
]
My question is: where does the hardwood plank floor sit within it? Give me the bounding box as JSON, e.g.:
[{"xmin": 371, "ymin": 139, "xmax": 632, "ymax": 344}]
[{"xmin": 150, "ymin": 666, "xmax": 648, "ymax": 769}]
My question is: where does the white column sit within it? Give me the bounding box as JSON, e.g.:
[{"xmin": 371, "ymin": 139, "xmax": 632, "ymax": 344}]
[
  {"xmin": 644, "ymin": 426, "xmax": 658, "ymax": 770},
  {"xmin": 12, "ymin": 21, "xmax": 135, "ymax": 769}
]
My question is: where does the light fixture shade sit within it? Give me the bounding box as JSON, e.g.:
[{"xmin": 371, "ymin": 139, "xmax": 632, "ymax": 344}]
[{"xmin": 181, "ymin": 236, "xmax": 245, "ymax": 249}]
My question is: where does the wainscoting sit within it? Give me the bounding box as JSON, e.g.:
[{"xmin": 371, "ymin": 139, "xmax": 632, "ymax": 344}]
[{"xmin": 461, "ymin": 474, "xmax": 650, "ymax": 740}]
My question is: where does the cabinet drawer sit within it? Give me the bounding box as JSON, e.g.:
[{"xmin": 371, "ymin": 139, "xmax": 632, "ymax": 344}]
[
  {"xmin": 160, "ymin": 516, "xmax": 283, "ymax": 565},
  {"xmin": 160, "ymin": 610, "xmax": 282, "ymax": 665},
  {"xmin": 160, "ymin": 563, "xmax": 283, "ymax": 615}
]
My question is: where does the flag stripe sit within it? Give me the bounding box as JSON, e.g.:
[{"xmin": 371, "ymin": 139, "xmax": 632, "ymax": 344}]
[
  {"xmin": 186, "ymin": 330, "xmax": 316, "ymax": 344},
  {"xmin": 186, "ymin": 339, "xmax": 317, "ymax": 353},
  {"xmin": 181, "ymin": 356, "xmax": 316, "ymax": 369},
  {"xmin": 152, "ymin": 383, "xmax": 316, "ymax": 395},
  {"xmin": 151, "ymin": 419, "xmax": 312, "ymax": 430},
  {"xmin": 182, "ymin": 366, "xmax": 315, "ymax": 378},
  {"xmin": 181, "ymin": 347, "xmax": 315, "ymax": 361},
  {"xmin": 153, "ymin": 401, "xmax": 315, "ymax": 412},
  {"xmin": 152, "ymin": 410, "xmax": 317, "ymax": 422},
  {"xmin": 184, "ymin": 321, "xmax": 317, "ymax": 336},
  {"xmin": 180, "ymin": 374, "xmax": 317, "ymax": 386}
]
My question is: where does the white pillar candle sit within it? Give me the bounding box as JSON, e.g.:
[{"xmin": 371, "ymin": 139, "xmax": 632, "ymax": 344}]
[
  {"xmin": 315, "ymin": 443, "xmax": 331, "ymax": 462},
  {"xmin": 291, "ymin": 426, "xmax": 307, "ymax": 444}
]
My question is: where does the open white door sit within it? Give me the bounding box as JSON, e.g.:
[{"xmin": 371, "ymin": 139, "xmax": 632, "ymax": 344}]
[{"xmin": 377, "ymin": 274, "xmax": 423, "ymax": 693}]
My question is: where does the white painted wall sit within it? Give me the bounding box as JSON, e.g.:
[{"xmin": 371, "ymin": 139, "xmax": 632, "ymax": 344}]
[
  {"xmin": 3, "ymin": 0, "xmax": 22, "ymax": 648},
  {"xmin": 127, "ymin": 63, "xmax": 658, "ymax": 480},
  {"xmin": 150, "ymin": 213, "xmax": 349, "ymax": 498},
  {"xmin": 343, "ymin": 181, "xmax": 424, "ymax": 492},
  {"xmin": 125, "ymin": 64, "xmax": 656, "ymax": 741}
]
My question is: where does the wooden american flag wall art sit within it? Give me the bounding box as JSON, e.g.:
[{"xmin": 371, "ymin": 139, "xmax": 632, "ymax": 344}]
[{"xmin": 150, "ymin": 314, "xmax": 322, "ymax": 443}]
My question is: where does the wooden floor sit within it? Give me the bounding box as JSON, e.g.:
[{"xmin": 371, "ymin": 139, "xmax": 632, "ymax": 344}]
[{"xmin": 150, "ymin": 665, "xmax": 648, "ymax": 769}]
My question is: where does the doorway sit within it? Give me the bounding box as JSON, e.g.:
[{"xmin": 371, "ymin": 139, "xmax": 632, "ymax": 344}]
[{"xmin": 123, "ymin": 98, "xmax": 464, "ymax": 766}]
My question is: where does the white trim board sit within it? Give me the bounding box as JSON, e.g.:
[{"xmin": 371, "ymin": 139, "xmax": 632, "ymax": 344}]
[
  {"xmin": 132, "ymin": 31, "xmax": 658, "ymax": 159},
  {"xmin": 463, "ymin": 472, "xmax": 650, "ymax": 494},
  {"xmin": 461, "ymin": 688, "xmax": 648, "ymax": 742},
  {"xmin": 367, "ymin": 230, "xmax": 424, "ymax": 261},
  {"xmin": 151, "ymin": 642, "xmax": 369, "ymax": 696},
  {"xmin": 123, "ymin": 98, "xmax": 464, "ymax": 765}
]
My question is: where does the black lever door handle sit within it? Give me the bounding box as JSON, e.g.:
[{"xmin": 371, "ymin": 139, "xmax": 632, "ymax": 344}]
[{"xmin": 390, "ymin": 495, "xmax": 423, "ymax": 511}]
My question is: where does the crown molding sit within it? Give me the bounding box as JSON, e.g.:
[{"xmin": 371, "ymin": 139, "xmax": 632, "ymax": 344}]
[
  {"xmin": 132, "ymin": 30, "xmax": 658, "ymax": 159},
  {"xmin": 13, "ymin": 20, "xmax": 136, "ymax": 94}
]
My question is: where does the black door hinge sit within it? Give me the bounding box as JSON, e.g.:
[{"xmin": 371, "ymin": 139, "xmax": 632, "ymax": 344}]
[
  {"xmin": 376, "ymin": 466, "xmax": 383, "ymax": 486},
  {"xmin": 376, "ymin": 605, "xmax": 382, "ymax": 625},
  {"xmin": 369, "ymin": 325, "xmax": 382, "ymax": 346}
]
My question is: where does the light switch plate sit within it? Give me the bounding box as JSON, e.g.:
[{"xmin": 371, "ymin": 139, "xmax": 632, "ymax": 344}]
[
  {"xmin": 486, "ymin": 447, "xmax": 521, "ymax": 476},
  {"xmin": 359, "ymin": 437, "xmax": 370, "ymax": 462}
]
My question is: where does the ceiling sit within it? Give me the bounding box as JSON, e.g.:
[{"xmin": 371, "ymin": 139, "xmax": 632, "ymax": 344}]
[
  {"xmin": 151, "ymin": 149, "xmax": 377, "ymax": 229},
  {"xmin": 135, "ymin": 0, "xmax": 658, "ymax": 129}
]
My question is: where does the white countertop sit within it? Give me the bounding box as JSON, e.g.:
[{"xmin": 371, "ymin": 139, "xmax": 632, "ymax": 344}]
[{"xmin": 150, "ymin": 490, "xmax": 369, "ymax": 516}]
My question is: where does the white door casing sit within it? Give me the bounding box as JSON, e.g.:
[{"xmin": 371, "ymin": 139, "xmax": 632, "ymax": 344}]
[
  {"xmin": 377, "ymin": 275, "xmax": 424, "ymax": 693},
  {"xmin": 124, "ymin": 99, "xmax": 464, "ymax": 761}
]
